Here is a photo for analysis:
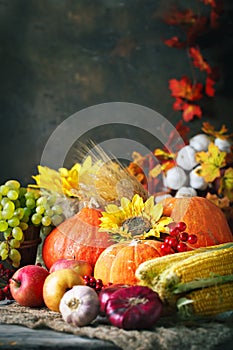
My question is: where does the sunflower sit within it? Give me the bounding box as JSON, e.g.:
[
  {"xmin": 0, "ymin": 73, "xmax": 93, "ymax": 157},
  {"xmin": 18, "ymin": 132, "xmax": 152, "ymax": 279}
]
[
  {"xmin": 29, "ymin": 156, "xmax": 98, "ymax": 198},
  {"xmin": 99, "ymin": 194, "xmax": 173, "ymax": 241}
]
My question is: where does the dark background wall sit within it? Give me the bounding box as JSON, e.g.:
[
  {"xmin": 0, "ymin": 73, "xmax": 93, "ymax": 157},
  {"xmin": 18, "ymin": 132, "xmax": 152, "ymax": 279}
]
[{"xmin": 0, "ymin": 0, "xmax": 232, "ymax": 186}]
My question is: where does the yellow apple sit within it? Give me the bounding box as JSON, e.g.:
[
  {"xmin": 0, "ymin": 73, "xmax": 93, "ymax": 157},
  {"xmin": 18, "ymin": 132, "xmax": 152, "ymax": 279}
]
[{"xmin": 43, "ymin": 269, "xmax": 84, "ymax": 312}]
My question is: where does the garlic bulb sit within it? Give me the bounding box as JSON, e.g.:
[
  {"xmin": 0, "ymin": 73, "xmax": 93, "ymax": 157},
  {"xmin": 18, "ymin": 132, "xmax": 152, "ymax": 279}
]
[
  {"xmin": 175, "ymin": 187, "xmax": 197, "ymax": 198},
  {"xmin": 189, "ymin": 134, "xmax": 210, "ymax": 152},
  {"xmin": 176, "ymin": 145, "xmax": 198, "ymax": 171},
  {"xmin": 214, "ymin": 138, "xmax": 231, "ymax": 153},
  {"xmin": 163, "ymin": 166, "xmax": 188, "ymax": 190},
  {"xmin": 59, "ymin": 285, "xmax": 100, "ymax": 327},
  {"xmin": 189, "ymin": 166, "xmax": 208, "ymax": 190}
]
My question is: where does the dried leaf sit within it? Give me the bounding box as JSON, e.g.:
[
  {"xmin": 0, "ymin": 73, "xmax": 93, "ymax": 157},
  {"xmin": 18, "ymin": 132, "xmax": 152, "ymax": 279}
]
[
  {"xmin": 164, "ymin": 36, "xmax": 186, "ymax": 48},
  {"xmin": 189, "ymin": 47, "xmax": 212, "ymax": 73},
  {"xmin": 196, "ymin": 142, "xmax": 227, "ymax": 182}
]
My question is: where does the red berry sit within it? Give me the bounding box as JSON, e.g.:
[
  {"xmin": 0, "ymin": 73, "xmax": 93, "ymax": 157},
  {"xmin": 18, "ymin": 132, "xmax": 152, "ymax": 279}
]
[
  {"xmin": 169, "ymin": 227, "xmax": 180, "ymax": 237},
  {"xmin": 83, "ymin": 275, "xmax": 90, "ymax": 281},
  {"xmin": 179, "ymin": 232, "xmax": 189, "ymax": 242},
  {"xmin": 168, "ymin": 237, "xmax": 178, "ymax": 249},
  {"xmin": 177, "ymin": 242, "xmax": 187, "ymax": 252},
  {"xmin": 188, "ymin": 234, "xmax": 198, "ymax": 244},
  {"xmin": 176, "ymin": 221, "xmax": 187, "ymax": 232},
  {"xmin": 161, "ymin": 243, "xmax": 173, "ymax": 255}
]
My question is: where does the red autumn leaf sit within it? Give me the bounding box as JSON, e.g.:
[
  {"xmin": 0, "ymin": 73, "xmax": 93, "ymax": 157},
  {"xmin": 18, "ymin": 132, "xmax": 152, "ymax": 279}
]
[
  {"xmin": 169, "ymin": 77, "xmax": 203, "ymax": 101},
  {"xmin": 210, "ymin": 9, "xmax": 220, "ymax": 29},
  {"xmin": 189, "ymin": 47, "xmax": 212, "ymax": 74},
  {"xmin": 165, "ymin": 120, "xmax": 190, "ymax": 152},
  {"xmin": 182, "ymin": 103, "xmax": 202, "ymax": 122},
  {"xmin": 187, "ymin": 16, "xmax": 208, "ymax": 43},
  {"xmin": 205, "ymin": 76, "xmax": 216, "ymax": 97},
  {"xmin": 163, "ymin": 36, "xmax": 186, "ymax": 48}
]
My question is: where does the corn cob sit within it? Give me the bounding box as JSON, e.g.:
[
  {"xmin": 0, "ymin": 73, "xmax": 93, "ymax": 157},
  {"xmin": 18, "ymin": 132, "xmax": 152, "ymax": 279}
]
[
  {"xmin": 177, "ymin": 282, "xmax": 233, "ymax": 317},
  {"xmin": 135, "ymin": 242, "xmax": 233, "ymax": 288}
]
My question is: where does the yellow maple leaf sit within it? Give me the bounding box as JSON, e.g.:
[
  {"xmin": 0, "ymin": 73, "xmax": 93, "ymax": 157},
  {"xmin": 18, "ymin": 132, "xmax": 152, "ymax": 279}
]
[
  {"xmin": 219, "ymin": 167, "xmax": 233, "ymax": 201},
  {"xmin": 196, "ymin": 142, "xmax": 227, "ymax": 182}
]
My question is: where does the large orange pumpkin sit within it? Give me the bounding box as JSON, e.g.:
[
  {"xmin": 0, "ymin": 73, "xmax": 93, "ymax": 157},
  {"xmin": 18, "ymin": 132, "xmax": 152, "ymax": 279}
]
[
  {"xmin": 42, "ymin": 207, "xmax": 114, "ymax": 270},
  {"xmin": 94, "ymin": 239, "xmax": 163, "ymax": 285},
  {"xmin": 162, "ymin": 196, "xmax": 233, "ymax": 248}
]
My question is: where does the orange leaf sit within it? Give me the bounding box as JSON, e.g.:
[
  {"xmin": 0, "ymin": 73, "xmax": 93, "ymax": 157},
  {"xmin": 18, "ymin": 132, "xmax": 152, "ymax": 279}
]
[
  {"xmin": 169, "ymin": 77, "xmax": 203, "ymax": 101},
  {"xmin": 163, "ymin": 9, "xmax": 197, "ymax": 26},
  {"xmin": 182, "ymin": 103, "xmax": 202, "ymax": 122},
  {"xmin": 163, "ymin": 36, "xmax": 186, "ymax": 48},
  {"xmin": 189, "ymin": 47, "xmax": 212, "ymax": 73}
]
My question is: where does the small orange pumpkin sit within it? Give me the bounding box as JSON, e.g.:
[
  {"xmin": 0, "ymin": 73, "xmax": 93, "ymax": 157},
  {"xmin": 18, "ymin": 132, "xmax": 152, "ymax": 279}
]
[
  {"xmin": 42, "ymin": 207, "xmax": 114, "ymax": 270},
  {"xmin": 94, "ymin": 239, "xmax": 163, "ymax": 285},
  {"xmin": 162, "ymin": 196, "xmax": 233, "ymax": 248}
]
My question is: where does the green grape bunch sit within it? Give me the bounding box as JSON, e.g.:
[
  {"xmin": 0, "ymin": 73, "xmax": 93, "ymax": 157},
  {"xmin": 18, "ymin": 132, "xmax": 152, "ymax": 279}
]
[{"xmin": 0, "ymin": 180, "xmax": 64, "ymax": 268}]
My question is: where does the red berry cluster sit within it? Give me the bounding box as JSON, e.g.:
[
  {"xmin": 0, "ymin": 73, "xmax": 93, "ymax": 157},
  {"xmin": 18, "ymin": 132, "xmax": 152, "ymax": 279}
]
[
  {"xmin": 83, "ymin": 275, "xmax": 104, "ymax": 293},
  {"xmin": 161, "ymin": 221, "xmax": 198, "ymax": 255},
  {"xmin": 0, "ymin": 263, "xmax": 15, "ymax": 301}
]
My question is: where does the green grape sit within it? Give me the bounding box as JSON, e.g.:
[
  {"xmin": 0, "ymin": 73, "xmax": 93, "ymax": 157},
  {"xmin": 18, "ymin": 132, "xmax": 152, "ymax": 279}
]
[
  {"xmin": 5, "ymin": 180, "xmax": 21, "ymax": 190},
  {"xmin": 36, "ymin": 196, "xmax": 48, "ymax": 206},
  {"xmin": 32, "ymin": 190, "xmax": 41, "ymax": 200},
  {"xmin": 7, "ymin": 189, "xmax": 19, "ymax": 201},
  {"xmin": 45, "ymin": 208, "xmax": 54, "ymax": 217},
  {"xmin": 9, "ymin": 248, "xmax": 21, "ymax": 263},
  {"xmin": 47, "ymin": 194, "xmax": 57, "ymax": 206},
  {"xmin": 31, "ymin": 213, "xmax": 42, "ymax": 225},
  {"xmin": 12, "ymin": 261, "xmax": 20, "ymax": 268},
  {"xmin": 14, "ymin": 199, "xmax": 21, "ymax": 208},
  {"xmin": 14, "ymin": 207, "xmax": 24, "ymax": 219},
  {"xmin": 23, "ymin": 207, "xmax": 32, "ymax": 217},
  {"xmin": 21, "ymin": 214, "xmax": 29, "ymax": 223},
  {"xmin": 0, "ymin": 193, "xmax": 2, "ymax": 201},
  {"xmin": 25, "ymin": 191, "xmax": 35, "ymax": 199},
  {"xmin": 9, "ymin": 239, "xmax": 21, "ymax": 248},
  {"xmin": 12, "ymin": 227, "xmax": 23, "ymax": 240},
  {"xmin": 36, "ymin": 205, "xmax": 45, "ymax": 215},
  {"xmin": 0, "ymin": 220, "xmax": 8, "ymax": 232},
  {"xmin": 26, "ymin": 198, "xmax": 36, "ymax": 209},
  {"xmin": 41, "ymin": 226, "xmax": 52, "ymax": 236},
  {"xmin": 2, "ymin": 209, "xmax": 14, "ymax": 220},
  {"xmin": 0, "ymin": 248, "xmax": 9, "ymax": 260},
  {"xmin": 3, "ymin": 228, "xmax": 12, "ymax": 239},
  {"xmin": 19, "ymin": 222, "xmax": 28, "ymax": 231},
  {"xmin": 0, "ymin": 241, "xmax": 9, "ymax": 251},
  {"xmin": 51, "ymin": 214, "xmax": 63, "ymax": 226},
  {"xmin": 51, "ymin": 204, "xmax": 63, "ymax": 215},
  {"xmin": 19, "ymin": 196, "xmax": 26, "ymax": 207},
  {"xmin": 41, "ymin": 215, "xmax": 52, "ymax": 227},
  {"xmin": 0, "ymin": 185, "xmax": 10, "ymax": 196},
  {"xmin": 4, "ymin": 200, "xmax": 15, "ymax": 213},
  {"xmin": 0, "ymin": 212, "xmax": 3, "ymax": 220},
  {"xmin": 1, "ymin": 197, "xmax": 10, "ymax": 206},
  {"xmin": 19, "ymin": 187, "xmax": 27, "ymax": 198},
  {"xmin": 8, "ymin": 217, "xmax": 20, "ymax": 227}
]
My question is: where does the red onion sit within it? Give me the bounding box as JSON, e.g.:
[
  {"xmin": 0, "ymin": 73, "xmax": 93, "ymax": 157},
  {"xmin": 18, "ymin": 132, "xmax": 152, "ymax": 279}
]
[
  {"xmin": 98, "ymin": 284, "xmax": 130, "ymax": 315},
  {"xmin": 105, "ymin": 285, "xmax": 163, "ymax": 330}
]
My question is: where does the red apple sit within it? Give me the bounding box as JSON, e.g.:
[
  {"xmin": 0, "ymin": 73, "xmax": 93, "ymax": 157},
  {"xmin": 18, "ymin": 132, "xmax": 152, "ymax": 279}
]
[
  {"xmin": 49, "ymin": 258, "xmax": 92, "ymax": 277},
  {"xmin": 9, "ymin": 264, "xmax": 49, "ymax": 307},
  {"xmin": 43, "ymin": 268, "xmax": 84, "ymax": 312}
]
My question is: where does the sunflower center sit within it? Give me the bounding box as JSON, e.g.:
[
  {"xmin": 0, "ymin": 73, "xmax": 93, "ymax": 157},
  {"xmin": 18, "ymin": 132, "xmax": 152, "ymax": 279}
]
[{"xmin": 122, "ymin": 216, "xmax": 151, "ymax": 236}]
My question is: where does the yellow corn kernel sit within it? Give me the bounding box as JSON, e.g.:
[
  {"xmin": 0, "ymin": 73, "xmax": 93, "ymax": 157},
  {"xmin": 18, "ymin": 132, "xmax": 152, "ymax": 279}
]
[
  {"xmin": 171, "ymin": 246, "xmax": 233, "ymax": 284},
  {"xmin": 181, "ymin": 282, "xmax": 233, "ymax": 317},
  {"xmin": 135, "ymin": 242, "xmax": 233, "ymax": 287}
]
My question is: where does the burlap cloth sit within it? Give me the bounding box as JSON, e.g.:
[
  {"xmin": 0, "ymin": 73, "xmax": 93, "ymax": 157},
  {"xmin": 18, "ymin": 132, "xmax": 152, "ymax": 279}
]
[{"xmin": 1, "ymin": 302, "xmax": 233, "ymax": 350}]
